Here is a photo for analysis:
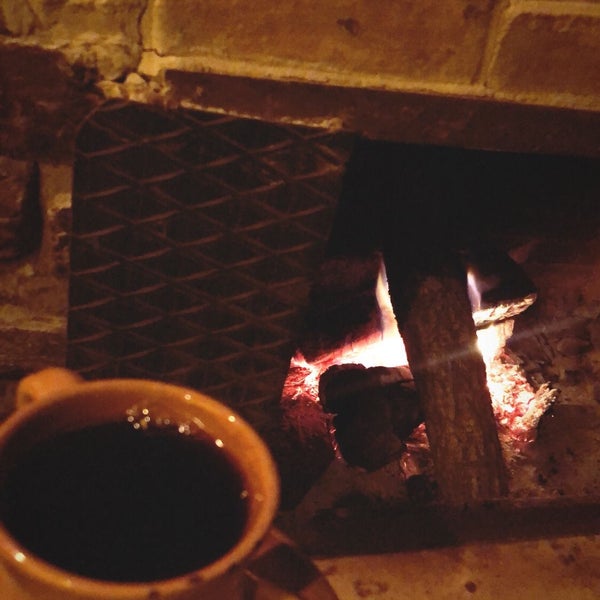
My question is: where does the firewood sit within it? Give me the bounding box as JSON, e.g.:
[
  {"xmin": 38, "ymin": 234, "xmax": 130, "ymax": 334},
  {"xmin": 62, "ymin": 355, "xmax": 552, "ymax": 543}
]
[
  {"xmin": 384, "ymin": 252, "xmax": 509, "ymax": 505},
  {"xmin": 465, "ymin": 244, "xmax": 537, "ymax": 327},
  {"xmin": 319, "ymin": 364, "xmax": 423, "ymax": 470}
]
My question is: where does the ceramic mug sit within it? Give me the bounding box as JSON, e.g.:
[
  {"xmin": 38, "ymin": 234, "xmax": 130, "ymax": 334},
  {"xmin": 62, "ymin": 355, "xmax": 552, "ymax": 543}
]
[{"xmin": 0, "ymin": 368, "xmax": 280, "ymax": 600}]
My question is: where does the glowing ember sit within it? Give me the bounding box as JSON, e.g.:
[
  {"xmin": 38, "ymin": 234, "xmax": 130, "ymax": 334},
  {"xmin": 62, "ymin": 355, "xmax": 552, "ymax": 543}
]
[
  {"xmin": 476, "ymin": 320, "xmax": 556, "ymax": 443},
  {"xmin": 487, "ymin": 353, "xmax": 555, "ymax": 442}
]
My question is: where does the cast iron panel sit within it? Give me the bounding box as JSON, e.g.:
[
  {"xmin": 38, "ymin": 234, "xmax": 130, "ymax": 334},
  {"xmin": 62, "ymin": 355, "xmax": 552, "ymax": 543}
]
[{"xmin": 67, "ymin": 100, "xmax": 351, "ymax": 427}]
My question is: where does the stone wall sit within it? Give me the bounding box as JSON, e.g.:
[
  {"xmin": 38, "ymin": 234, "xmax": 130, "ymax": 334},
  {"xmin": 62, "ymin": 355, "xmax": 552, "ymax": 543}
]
[{"xmin": 0, "ymin": 0, "xmax": 599, "ymax": 399}]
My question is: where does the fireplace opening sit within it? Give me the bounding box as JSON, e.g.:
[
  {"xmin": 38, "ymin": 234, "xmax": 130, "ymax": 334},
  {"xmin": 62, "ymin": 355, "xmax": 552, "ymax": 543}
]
[
  {"xmin": 67, "ymin": 101, "xmax": 600, "ymax": 516},
  {"xmin": 279, "ymin": 140, "xmax": 600, "ymax": 511}
]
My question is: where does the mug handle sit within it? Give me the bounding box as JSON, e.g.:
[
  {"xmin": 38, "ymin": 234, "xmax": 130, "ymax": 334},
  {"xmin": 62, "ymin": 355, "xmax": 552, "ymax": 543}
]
[{"xmin": 16, "ymin": 368, "xmax": 84, "ymax": 408}]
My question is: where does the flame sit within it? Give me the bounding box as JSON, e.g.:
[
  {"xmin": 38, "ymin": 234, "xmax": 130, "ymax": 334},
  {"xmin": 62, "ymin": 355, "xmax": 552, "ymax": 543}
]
[
  {"xmin": 467, "ymin": 269, "xmax": 481, "ymax": 312},
  {"xmin": 476, "ymin": 321, "xmax": 509, "ymax": 367}
]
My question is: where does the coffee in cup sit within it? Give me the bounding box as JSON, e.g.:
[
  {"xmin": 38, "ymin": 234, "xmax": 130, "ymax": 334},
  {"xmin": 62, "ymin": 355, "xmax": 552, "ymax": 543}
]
[{"xmin": 0, "ymin": 368, "xmax": 279, "ymax": 600}]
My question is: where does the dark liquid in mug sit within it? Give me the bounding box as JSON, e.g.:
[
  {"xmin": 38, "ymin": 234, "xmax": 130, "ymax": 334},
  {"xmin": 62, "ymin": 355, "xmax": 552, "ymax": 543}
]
[{"xmin": 0, "ymin": 421, "xmax": 248, "ymax": 582}]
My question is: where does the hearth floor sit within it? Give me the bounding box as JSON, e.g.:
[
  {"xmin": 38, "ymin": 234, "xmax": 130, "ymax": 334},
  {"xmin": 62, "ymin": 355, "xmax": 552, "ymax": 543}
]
[{"xmin": 315, "ymin": 532, "xmax": 599, "ymax": 599}]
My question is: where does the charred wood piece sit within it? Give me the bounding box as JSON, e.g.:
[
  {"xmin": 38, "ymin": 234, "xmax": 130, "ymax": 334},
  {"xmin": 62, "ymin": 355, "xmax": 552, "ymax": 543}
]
[
  {"xmin": 300, "ymin": 254, "xmax": 382, "ymax": 361},
  {"xmin": 465, "ymin": 245, "xmax": 537, "ymax": 328},
  {"xmin": 320, "ymin": 364, "xmax": 423, "ymax": 471}
]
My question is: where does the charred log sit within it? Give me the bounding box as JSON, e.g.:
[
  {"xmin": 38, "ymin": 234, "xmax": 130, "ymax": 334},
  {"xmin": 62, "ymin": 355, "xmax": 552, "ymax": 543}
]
[{"xmin": 320, "ymin": 364, "xmax": 423, "ymax": 470}]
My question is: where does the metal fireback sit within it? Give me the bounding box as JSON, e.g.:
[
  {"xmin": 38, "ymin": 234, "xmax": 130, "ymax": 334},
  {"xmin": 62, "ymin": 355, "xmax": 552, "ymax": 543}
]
[{"xmin": 67, "ymin": 100, "xmax": 351, "ymax": 428}]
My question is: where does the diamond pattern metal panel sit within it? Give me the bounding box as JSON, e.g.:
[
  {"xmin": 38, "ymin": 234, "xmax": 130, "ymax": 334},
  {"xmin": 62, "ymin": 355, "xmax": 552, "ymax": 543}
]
[{"xmin": 67, "ymin": 100, "xmax": 351, "ymax": 425}]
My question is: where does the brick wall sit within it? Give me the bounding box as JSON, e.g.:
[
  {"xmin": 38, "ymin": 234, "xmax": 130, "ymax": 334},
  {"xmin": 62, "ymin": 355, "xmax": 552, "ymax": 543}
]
[
  {"xmin": 1, "ymin": 0, "xmax": 598, "ymax": 114},
  {"xmin": 140, "ymin": 0, "xmax": 600, "ymax": 110},
  {"xmin": 1, "ymin": 0, "xmax": 599, "ymax": 161}
]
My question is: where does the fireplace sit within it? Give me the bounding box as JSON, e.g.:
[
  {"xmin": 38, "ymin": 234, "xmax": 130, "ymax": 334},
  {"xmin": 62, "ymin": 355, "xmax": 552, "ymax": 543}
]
[
  {"xmin": 57, "ymin": 99, "xmax": 600, "ymax": 513},
  {"xmin": 1, "ymin": 1, "xmax": 600, "ymax": 586}
]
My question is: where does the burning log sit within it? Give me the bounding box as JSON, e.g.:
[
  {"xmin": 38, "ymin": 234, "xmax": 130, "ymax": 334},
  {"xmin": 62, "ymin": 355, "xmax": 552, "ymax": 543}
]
[
  {"xmin": 319, "ymin": 364, "xmax": 423, "ymax": 471},
  {"xmin": 465, "ymin": 244, "xmax": 537, "ymax": 328},
  {"xmin": 384, "ymin": 250, "xmax": 509, "ymax": 505},
  {"xmin": 300, "ymin": 253, "xmax": 382, "ymax": 361}
]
